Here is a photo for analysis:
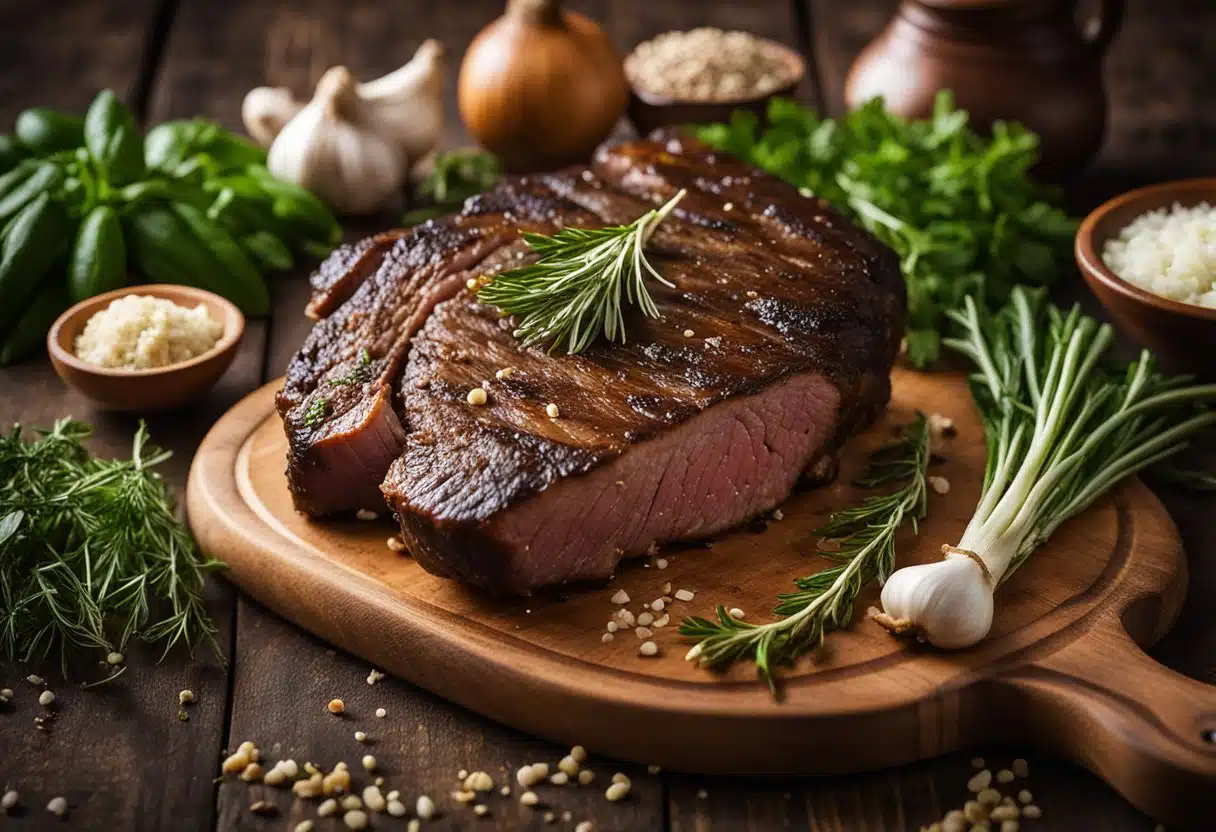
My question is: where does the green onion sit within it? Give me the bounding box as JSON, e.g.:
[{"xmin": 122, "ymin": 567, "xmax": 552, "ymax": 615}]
[{"xmin": 874, "ymin": 289, "xmax": 1216, "ymax": 648}]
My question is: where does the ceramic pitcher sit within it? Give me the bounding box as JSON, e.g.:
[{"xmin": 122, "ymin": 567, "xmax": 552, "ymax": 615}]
[{"xmin": 845, "ymin": 0, "xmax": 1125, "ymax": 178}]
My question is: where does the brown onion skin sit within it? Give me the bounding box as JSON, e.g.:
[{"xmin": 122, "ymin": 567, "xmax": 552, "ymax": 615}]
[{"xmin": 458, "ymin": 0, "xmax": 627, "ymax": 173}]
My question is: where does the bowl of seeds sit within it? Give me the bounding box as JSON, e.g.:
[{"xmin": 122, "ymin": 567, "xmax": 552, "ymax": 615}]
[{"xmin": 624, "ymin": 28, "xmax": 805, "ymax": 135}]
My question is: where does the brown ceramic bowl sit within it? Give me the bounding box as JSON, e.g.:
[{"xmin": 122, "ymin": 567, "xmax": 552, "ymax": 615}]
[
  {"xmin": 1076, "ymin": 178, "xmax": 1216, "ymax": 378},
  {"xmin": 48, "ymin": 284, "xmax": 245, "ymax": 412},
  {"xmin": 626, "ymin": 40, "xmax": 805, "ymax": 136}
]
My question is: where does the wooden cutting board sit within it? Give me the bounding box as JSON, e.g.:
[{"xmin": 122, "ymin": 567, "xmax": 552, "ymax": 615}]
[{"xmin": 186, "ymin": 369, "xmax": 1216, "ymax": 829}]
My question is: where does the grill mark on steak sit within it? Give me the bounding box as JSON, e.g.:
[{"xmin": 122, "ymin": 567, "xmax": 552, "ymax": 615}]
[
  {"xmin": 307, "ymin": 229, "xmax": 409, "ymax": 320},
  {"xmin": 279, "ymin": 177, "xmax": 610, "ymax": 516},
  {"xmin": 373, "ymin": 139, "xmax": 903, "ymax": 592},
  {"xmin": 283, "ymin": 136, "xmax": 904, "ymax": 593}
]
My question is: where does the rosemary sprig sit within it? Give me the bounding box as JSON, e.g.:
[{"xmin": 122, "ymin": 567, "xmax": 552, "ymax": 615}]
[
  {"xmin": 477, "ymin": 189, "xmax": 686, "ymax": 354},
  {"xmin": 679, "ymin": 414, "xmax": 931, "ymax": 693},
  {"xmin": 0, "ymin": 419, "xmax": 223, "ymax": 680}
]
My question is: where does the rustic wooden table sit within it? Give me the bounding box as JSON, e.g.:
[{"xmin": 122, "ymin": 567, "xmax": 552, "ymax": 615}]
[{"xmin": 1, "ymin": 1, "xmax": 1213, "ymax": 830}]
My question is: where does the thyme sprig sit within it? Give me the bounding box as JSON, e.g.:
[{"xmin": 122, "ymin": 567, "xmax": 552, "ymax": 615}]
[
  {"xmin": 328, "ymin": 347, "xmax": 372, "ymax": 387},
  {"xmin": 679, "ymin": 414, "xmax": 931, "ymax": 693},
  {"xmin": 0, "ymin": 419, "xmax": 222, "ymax": 680},
  {"xmin": 477, "ymin": 190, "xmax": 686, "ymax": 354}
]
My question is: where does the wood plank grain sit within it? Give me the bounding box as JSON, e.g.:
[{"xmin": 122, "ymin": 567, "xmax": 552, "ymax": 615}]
[
  {"xmin": 215, "ymin": 595, "xmax": 664, "ymax": 831},
  {"xmin": 149, "ymin": 0, "xmax": 502, "ymax": 150},
  {"xmin": 805, "ymin": 0, "xmax": 896, "ymax": 117},
  {"xmin": 0, "ymin": 0, "xmax": 162, "ymax": 115},
  {"xmin": 1070, "ymin": 0, "xmax": 1216, "ymax": 205},
  {"xmin": 794, "ymin": 0, "xmax": 1216, "ymax": 828},
  {"xmin": 154, "ymin": 1, "xmax": 659, "ymax": 829},
  {"xmin": 0, "ymin": 3, "xmax": 244, "ymax": 831}
]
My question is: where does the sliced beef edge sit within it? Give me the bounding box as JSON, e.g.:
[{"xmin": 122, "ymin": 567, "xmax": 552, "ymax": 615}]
[
  {"xmin": 384, "ymin": 370, "xmax": 847, "ymax": 594},
  {"xmin": 278, "ymin": 177, "xmax": 613, "ymax": 517},
  {"xmin": 279, "ymin": 232, "xmax": 522, "ymax": 516}
]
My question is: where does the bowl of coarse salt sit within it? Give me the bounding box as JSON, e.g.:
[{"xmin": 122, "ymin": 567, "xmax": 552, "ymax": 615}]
[{"xmin": 1076, "ymin": 177, "xmax": 1216, "ymax": 377}]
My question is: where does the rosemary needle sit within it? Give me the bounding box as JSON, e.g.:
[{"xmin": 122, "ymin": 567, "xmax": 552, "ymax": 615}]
[
  {"xmin": 477, "ymin": 189, "xmax": 686, "ymax": 354},
  {"xmin": 679, "ymin": 414, "xmax": 932, "ymax": 693}
]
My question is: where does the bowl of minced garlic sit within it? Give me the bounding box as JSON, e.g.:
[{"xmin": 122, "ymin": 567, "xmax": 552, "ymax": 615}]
[{"xmin": 48, "ymin": 285, "xmax": 244, "ymax": 411}]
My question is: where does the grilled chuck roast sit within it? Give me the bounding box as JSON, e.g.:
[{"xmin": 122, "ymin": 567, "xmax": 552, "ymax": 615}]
[{"xmin": 278, "ymin": 135, "xmax": 904, "ymax": 594}]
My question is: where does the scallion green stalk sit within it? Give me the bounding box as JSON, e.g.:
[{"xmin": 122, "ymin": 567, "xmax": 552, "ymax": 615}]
[{"xmin": 874, "ymin": 288, "xmax": 1216, "ymax": 649}]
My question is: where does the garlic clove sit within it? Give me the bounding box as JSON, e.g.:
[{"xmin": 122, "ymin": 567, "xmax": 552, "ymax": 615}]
[
  {"xmin": 359, "ymin": 40, "xmax": 444, "ymax": 104},
  {"xmin": 357, "ymin": 39, "xmax": 445, "ymax": 161},
  {"xmin": 242, "ymin": 86, "xmax": 305, "ymax": 148},
  {"xmin": 878, "ymin": 555, "xmax": 994, "ymax": 649}
]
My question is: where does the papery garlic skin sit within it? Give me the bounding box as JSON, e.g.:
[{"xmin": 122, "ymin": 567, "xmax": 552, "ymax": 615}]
[
  {"xmin": 879, "ymin": 554, "xmax": 994, "ymax": 649},
  {"xmin": 242, "ymin": 40, "xmax": 444, "ymax": 215},
  {"xmin": 358, "ymin": 40, "xmax": 445, "ymax": 162},
  {"xmin": 242, "ymin": 87, "xmax": 303, "ymax": 147},
  {"xmin": 267, "ymin": 67, "xmax": 407, "ymax": 215}
]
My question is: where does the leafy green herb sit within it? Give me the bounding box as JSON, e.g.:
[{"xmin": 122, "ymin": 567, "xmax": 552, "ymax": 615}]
[
  {"xmin": 697, "ymin": 92, "xmax": 1077, "ymax": 367},
  {"xmin": 0, "ymin": 420, "xmax": 222, "ymax": 679},
  {"xmin": 303, "ymin": 396, "xmax": 330, "ymax": 427},
  {"xmin": 403, "ymin": 149, "xmax": 501, "ymax": 225},
  {"xmin": 680, "ymin": 415, "xmax": 931, "ymax": 692},
  {"xmin": 477, "ymin": 189, "xmax": 686, "ymax": 354},
  {"xmin": 328, "ymin": 347, "xmax": 373, "ymax": 387}
]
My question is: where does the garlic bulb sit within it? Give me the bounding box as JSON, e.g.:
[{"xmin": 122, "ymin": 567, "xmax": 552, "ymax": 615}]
[
  {"xmin": 876, "ymin": 550, "xmax": 994, "ymax": 649},
  {"xmin": 241, "ymin": 40, "xmax": 444, "ymax": 214},
  {"xmin": 265, "ymin": 67, "xmax": 406, "ymax": 215}
]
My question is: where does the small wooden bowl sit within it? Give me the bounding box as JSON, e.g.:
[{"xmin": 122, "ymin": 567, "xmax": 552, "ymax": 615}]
[
  {"xmin": 48, "ymin": 285, "xmax": 245, "ymax": 412},
  {"xmin": 1075, "ymin": 178, "xmax": 1216, "ymax": 377},
  {"xmin": 626, "ymin": 41, "xmax": 805, "ymax": 136}
]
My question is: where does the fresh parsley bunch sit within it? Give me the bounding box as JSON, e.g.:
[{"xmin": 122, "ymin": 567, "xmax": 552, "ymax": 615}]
[{"xmin": 697, "ymin": 91, "xmax": 1078, "ymax": 368}]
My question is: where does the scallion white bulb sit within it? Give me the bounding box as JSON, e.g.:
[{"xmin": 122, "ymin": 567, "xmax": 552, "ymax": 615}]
[{"xmin": 877, "ymin": 553, "xmax": 994, "ymax": 649}]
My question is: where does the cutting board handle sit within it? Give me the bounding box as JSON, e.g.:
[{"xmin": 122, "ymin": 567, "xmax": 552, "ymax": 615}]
[{"xmin": 1004, "ymin": 616, "xmax": 1216, "ymax": 829}]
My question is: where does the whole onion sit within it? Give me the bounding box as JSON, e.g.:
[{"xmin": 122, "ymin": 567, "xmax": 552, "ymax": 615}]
[{"xmin": 458, "ymin": 0, "xmax": 627, "ymax": 172}]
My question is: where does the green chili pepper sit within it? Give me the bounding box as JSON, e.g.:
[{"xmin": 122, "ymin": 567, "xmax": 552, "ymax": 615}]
[
  {"xmin": 0, "ymin": 160, "xmax": 37, "ymax": 201},
  {"xmin": 246, "ymin": 166, "xmax": 342, "ymax": 244},
  {"xmin": 0, "ymin": 194, "xmax": 74, "ymax": 332},
  {"xmin": 0, "ymin": 280, "xmax": 69, "ymax": 366},
  {"xmin": 0, "ymin": 162, "xmax": 66, "ymax": 226},
  {"xmin": 239, "ymin": 230, "xmax": 294, "ymax": 272},
  {"xmin": 14, "ymin": 108, "xmax": 85, "ymax": 155},
  {"xmin": 170, "ymin": 202, "xmax": 269, "ymax": 315},
  {"xmin": 126, "ymin": 203, "xmax": 269, "ymax": 315},
  {"xmin": 83, "ymin": 90, "xmax": 145, "ymax": 186},
  {"xmin": 68, "ymin": 205, "xmax": 127, "ymax": 303},
  {"xmin": 0, "ymin": 135, "xmax": 26, "ymax": 175},
  {"xmin": 125, "ymin": 205, "xmax": 201, "ymax": 289},
  {"xmin": 145, "ymin": 119, "xmax": 265, "ymax": 175}
]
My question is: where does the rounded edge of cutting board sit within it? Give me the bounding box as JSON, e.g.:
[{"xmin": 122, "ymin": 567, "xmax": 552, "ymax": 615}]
[{"xmin": 187, "ymin": 378, "xmax": 1216, "ymax": 829}]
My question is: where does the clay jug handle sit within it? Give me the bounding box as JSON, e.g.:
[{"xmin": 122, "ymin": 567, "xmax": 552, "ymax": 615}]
[{"xmin": 1078, "ymin": 0, "xmax": 1125, "ymax": 54}]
